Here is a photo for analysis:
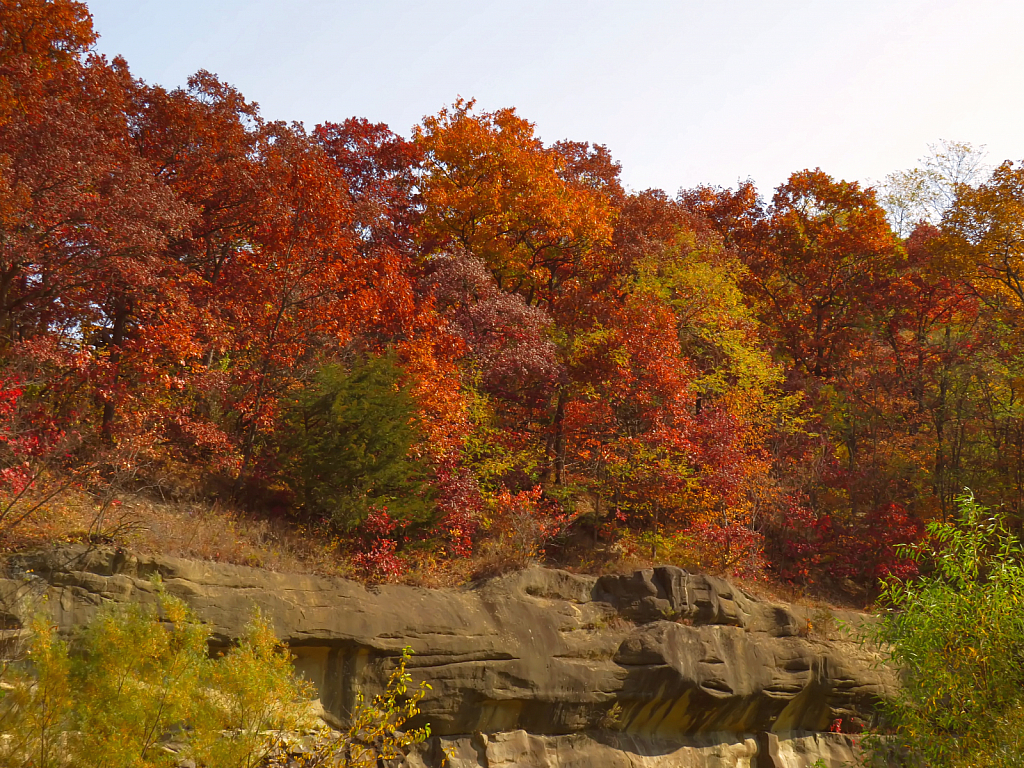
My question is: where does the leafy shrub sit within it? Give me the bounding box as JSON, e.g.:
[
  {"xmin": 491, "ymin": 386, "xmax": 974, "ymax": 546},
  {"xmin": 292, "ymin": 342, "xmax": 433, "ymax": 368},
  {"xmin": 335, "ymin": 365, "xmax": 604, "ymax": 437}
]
[
  {"xmin": 275, "ymin": 646, "xmax": 434, "ymax": 767},
  {"xmin": 485, "ymin": 485, "xmax": 574, "ymax": 566},
  {"xmin": 196, "ymin": 610, "xmax": 315, "ymax": 768},
  {"xmin": 0, "ymin": 591, "xmax": 309, "ymax": 768},
  {"xmin": 432, "ymin": 458, "xmax": 482, "ymax": 558},
  {"xmin": 0, "ymin": 614, "xmax": 74, "ymax": 768},
  {"xmin": 0, "ymin": 376, "xmax": 85, "ymax": 541},
  {"xmin": 622, "ymin": 521, "xmax": 765, "ymax": 578},
  {"xmin": 769, "ymin": 500, "xmax": 922, "ymax": 586},
  {"xmin": 351, "ymin": 506, "xmax": 407, "ymax": 582},
  {"xmin": 0, "ymin": 589, "xmax": 436, "ymax": 767},
  {"xmin": 869, "ymin": 490, "xmax": 1024, "ymax": 767},
  {"xmin": 71, "ymin": 595, "xmax": 215, "ymax": 767}
]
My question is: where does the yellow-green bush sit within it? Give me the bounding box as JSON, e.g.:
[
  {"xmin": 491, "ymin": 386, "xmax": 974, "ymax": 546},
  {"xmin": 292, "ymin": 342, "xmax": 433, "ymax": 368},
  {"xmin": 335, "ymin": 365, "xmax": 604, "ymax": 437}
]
[
  {"xmin": 271, "ymin": 646, "xmax": 433, "ymax": 768},
  {"xmin": 0, "ymin": 590, "xmax": 433, "ymax": 768}
]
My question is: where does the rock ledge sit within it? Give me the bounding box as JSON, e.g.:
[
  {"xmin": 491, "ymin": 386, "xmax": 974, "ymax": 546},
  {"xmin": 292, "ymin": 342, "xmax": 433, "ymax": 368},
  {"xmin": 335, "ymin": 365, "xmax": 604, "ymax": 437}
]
[{"xmin": 0, "ymin": 546, "xmax": 891, "ymax": 767}]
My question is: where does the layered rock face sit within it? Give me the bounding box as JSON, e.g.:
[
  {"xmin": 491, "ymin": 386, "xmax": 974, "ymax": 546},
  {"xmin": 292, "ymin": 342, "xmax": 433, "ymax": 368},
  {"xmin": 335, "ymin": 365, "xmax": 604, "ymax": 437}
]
[{"xmin": 0, "ymin": 547, "xmax": 891, "ymax": 767}]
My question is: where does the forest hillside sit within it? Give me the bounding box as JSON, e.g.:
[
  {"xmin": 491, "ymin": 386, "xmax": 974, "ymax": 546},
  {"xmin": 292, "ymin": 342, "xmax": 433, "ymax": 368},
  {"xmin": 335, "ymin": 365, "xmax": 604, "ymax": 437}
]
[{"xmin": 3, "ymin": 0, "xmax": 1023, "ymax": 598}]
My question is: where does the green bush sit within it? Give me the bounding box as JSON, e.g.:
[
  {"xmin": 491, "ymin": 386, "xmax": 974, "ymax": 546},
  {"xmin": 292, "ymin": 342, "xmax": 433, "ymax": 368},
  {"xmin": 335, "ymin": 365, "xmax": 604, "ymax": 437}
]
[
  {"xmin": 870, "ymin": 490, "xmax": 1024, "ymax": 767},
  {"xmin": 280, "ymin": 355, "xmax": 435, "ymax": 531},
  {"xmin": 0, "ymin": 590, "xmax": 434, "ymax": 768}
]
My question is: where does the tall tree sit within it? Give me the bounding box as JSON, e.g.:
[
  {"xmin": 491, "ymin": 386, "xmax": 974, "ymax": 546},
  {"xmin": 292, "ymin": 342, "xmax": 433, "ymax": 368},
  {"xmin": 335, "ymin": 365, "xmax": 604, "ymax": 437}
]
[
  {"xmin": 744, "ymin": 169, "xmax": 900, "ymax": 380},
  {"xmin": 415, "ymin": 99, "xmax": 615, "ymax": 311},
  {"xmin": 880, "ymin": 140, "xmax": 988, "ymax": 238}
]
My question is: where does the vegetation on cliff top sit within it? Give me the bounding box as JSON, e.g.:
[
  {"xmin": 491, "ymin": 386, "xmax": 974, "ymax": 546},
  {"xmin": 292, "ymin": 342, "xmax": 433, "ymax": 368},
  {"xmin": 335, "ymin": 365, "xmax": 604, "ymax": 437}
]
[{"xmin": 3, "ymin": 1, "xmax": 1024, "ymax": 600}]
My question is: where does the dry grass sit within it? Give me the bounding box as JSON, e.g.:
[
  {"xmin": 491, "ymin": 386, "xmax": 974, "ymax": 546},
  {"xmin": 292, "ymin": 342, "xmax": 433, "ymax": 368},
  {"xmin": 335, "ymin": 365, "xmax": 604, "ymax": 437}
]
[
  {"xmin": 0, "ymin": 483, "xmax": 354, "ymax": 577},
  {"xmin": 0, "ymin": 479, "xmax": 486, "ymax": 587},
  {"xmin": 0, "ymin": 477, "xmax": 875, "ymax": 609},
  {"xmin": 0, "ymin": 482, "xmax": 586, "ymax": 589},
  {"xmin": 0, "ymin": 485, "xmax": 104, "ymax": 552},
  {"xmin": 400, "ymin": 548, "xmax": 476, "ymax": 588},
  {"xmin": 125, "ymin": 500, "xmax": 480, "ymax": 587},
  {"xmin": 124, "ymin": 499, "xmax": 355, "ymax": 576}
]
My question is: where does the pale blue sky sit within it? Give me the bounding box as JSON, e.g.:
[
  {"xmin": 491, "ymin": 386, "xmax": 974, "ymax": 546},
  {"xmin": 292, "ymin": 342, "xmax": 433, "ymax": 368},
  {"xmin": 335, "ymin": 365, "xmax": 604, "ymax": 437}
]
[{"xmin": 87, "ymin": 0, "xmax": 1024, "ymax": 196}]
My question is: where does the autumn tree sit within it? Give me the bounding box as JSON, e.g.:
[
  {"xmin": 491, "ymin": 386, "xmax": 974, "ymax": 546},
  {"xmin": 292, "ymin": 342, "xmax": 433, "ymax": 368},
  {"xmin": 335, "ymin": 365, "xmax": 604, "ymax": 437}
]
[
  {"xmin": 424, "ymin": 250, "xmax": 562, "ymax": 410},
  {"xmin": 681, "ymin": 173, "xmax": 941, "ymax": 582},
  {"xmin": 742, "ymin": 170, "xmax": 900, "ymax": 380},
  {"xmin": 566, "ymin": 223, "xmax": 781, "ymax": 569},
  {"xmin": 414, "ymin": 101, "xmax": 619, "ymax": 490},
  {"xmin": 562, "ymin": 286, "xmax": 697, "ymax": 547},
  {"xmin": 678, "ymin": 180, "xmax": 762, "ymax": 251},
  {"xmin": 0, "ymin": 0, "xmax": 96, "ymax": 124},
  {"xmin": 316, "ymin": 117, "xmax": 479, "ymax": 552},
  {"xmin": 880, "ymin": 139, "xmax": 988, "ymax": 238},
  {"xmin": 415, "ymin": 99, "xmax": 615, "ymax": 311},
  {"xmin": 939, "ymin": 160, "xmax": 1024, "ymax": 319},
  {"xmin": 315, "ymin": 117, "xmax": 422, "ymax": 259},
  {"xmin": 929, "ymin": 160, "xmax": 1024, "ymax": 519},
  {"xmin": 0, "ymin": 0, "xmax": 198, "ymax": 452}
]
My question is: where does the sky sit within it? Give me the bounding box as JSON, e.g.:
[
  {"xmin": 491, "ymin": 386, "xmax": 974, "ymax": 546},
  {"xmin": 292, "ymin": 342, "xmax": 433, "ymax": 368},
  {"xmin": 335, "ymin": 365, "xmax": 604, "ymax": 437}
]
[{"xmin": 86, "ymin": 0, "xmax": 1024, "ymax": 197}]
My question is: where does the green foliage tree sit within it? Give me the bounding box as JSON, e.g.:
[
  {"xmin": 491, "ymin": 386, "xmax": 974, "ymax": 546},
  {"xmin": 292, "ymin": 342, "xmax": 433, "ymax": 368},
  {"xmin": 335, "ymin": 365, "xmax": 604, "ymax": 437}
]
[
  {"xmin": 281, "ymin": 354, "xmax": 436, "ymax": 531},
  {"xmin": 195, "ymin": 609, "xmax": 314, "ymax": 768},
  {"xmin": 0, "ymin": 614, "xmax": 74, "ymax": 768},
  {"xmin": 871, "ymin": 490, "xmax": 1024, "ymax": 767},
  {"xmin": 72, "ymin": 595, "xmax": 213, "ymax": 767}
]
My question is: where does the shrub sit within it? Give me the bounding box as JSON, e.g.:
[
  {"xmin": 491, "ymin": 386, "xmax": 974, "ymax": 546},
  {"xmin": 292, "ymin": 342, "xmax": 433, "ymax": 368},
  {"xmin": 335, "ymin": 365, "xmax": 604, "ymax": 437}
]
[
  {"xmin": 769, "ymin": 500, "xmax": 922, "ymax": 586},
  {"xmin": 869, "ymin": 490, "xmax": 1024, "ymax": 767},
  {"xmin": 277, "ymin": 646, "xmax": 434, "ymax": 767},
  {"xmin": 0, "ymin": 614, "xmax": 74, "ymax": 768},
  {"xmin": 486, "ymin": 485, "xmax": 573, "ymax": 565},
  {"xmin": 194, "ymin": 609, "xmax": 314, "ymax": 768},
  {"xmin": 71, "ymin": 594, "xmax": 214, "ymax": 767},
  {"xmin": 0, "ymin": 589, "xmax": 435, "ymax": 767},
  {"xmin": 0, "ymin": 591, "xmax": 310, "ymax": 768},
  {"xmin": 351, "ymin": 506, "xmax": 407, "ymax": 582}
]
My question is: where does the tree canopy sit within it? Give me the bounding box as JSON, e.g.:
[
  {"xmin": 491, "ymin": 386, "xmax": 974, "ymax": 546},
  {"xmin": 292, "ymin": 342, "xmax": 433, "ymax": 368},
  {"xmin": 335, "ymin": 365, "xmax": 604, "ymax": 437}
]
[{"xmin": 5, "ymin": 0, "xmax": 1024, "ymax": 589}]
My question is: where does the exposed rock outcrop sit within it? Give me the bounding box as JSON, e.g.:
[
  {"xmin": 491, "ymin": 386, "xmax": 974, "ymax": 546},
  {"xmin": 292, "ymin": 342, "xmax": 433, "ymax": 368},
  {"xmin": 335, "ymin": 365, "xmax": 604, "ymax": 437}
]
[{"xmin": 0, "ymin": 546, "xmax": 892, "ymax": 767}]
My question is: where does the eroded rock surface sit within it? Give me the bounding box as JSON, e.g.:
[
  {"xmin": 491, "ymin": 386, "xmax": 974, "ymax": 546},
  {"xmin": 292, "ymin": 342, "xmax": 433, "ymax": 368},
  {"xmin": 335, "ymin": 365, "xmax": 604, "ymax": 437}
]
[{"xmin": 0, "ymin": 546, "xmax": 891, "ymax": 767}]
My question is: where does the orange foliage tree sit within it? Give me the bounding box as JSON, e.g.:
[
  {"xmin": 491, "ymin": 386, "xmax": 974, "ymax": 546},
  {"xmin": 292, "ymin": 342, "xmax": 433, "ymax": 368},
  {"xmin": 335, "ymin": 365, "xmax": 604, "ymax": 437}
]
[{"xmin": 15, "ymin": 0, "xmax": 1022, "ymax": 587}]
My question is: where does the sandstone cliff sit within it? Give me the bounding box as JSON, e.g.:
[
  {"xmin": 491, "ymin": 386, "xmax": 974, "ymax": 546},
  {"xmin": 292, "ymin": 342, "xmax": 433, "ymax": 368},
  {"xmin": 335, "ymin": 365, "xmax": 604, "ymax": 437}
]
[{"xmin": 0, "ymin": 546, "xmax": 892, "ymax": 767}]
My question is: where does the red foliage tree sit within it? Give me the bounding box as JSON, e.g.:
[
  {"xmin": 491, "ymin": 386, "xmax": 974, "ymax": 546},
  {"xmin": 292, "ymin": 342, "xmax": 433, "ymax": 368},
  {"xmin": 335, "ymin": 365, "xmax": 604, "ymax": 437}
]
[{"xmin": 744, "ymin": 170, "xmax": 900, "ymax": 380}]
